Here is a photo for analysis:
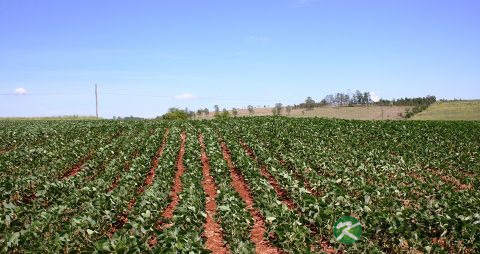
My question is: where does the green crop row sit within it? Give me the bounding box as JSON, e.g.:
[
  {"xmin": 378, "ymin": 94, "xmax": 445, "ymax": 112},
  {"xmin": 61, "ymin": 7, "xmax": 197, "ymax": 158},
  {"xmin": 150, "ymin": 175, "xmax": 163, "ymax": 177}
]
[{"xmin": 1, "ymin": 118, "xmax": 479, "ymax": 253}]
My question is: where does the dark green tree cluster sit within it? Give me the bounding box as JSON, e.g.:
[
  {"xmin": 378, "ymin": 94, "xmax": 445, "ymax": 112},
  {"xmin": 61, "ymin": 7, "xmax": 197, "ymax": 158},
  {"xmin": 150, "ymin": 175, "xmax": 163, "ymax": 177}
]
[
  {"xmin": 159, "ymin": 108, "xmax": 189, "ymax": 120},
  {"xmin": 377, "ymin": 95, "xmax": 436, "ymax": 106}
]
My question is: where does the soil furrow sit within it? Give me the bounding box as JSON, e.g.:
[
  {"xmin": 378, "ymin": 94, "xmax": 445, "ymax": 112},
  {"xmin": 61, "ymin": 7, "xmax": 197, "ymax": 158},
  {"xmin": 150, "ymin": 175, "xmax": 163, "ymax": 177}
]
[
  {"xmin": 106, "ymin": 150, "xmax": 140, "ymax": 193},
  {"xmin": 241, "ymin": 141, "xmax": 337, "ymax": 253},
  {"xmin": 106, "ymin": 129, "xmax": 170, "ymax": 237},
  {"xmin": 61, "ymin": 152, "xmax": 94, "ymax": 179},
  {"xmin": 240, "ymin": 141, "xmax": 296, "ymax": 210},
  {"xmin": 220, "ymin": 140, "xmax": 280, "ymax": 254},
  {"xmin": 160, "ymin": 131, "xmax": 186, "ymax": 220},
  {"xmin": 148, "ymin": 131, "xmax": 187, "ymax": 248},
  {"xmin": 62, "ymin": 131, "xmax": 124, "ymax": 180},
  {"xmin": 199, "ymin": 134, "xmax": 229, "ymax": 254}
]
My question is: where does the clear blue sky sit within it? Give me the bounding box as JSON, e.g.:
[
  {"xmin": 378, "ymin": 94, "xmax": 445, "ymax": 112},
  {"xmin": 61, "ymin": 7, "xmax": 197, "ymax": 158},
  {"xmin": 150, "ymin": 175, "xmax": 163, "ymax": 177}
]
[{"xmin": 1, "ymin": 0, "xmax": 479, "ymax": 118}]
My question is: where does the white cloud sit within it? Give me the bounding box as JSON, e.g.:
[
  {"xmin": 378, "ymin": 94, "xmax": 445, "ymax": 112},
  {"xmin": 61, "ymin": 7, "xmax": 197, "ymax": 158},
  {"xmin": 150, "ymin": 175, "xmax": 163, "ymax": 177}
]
[
  {"xmin": 370, "ymin": 92, "xmax": 381, "ymax": 102},
  {"xmin": 174, "ymin": 93, "xmax": 197, "ymax": 99},
  {"xmin": 14, "ymin": 87, "xmax": 27, "ymax": 95}
]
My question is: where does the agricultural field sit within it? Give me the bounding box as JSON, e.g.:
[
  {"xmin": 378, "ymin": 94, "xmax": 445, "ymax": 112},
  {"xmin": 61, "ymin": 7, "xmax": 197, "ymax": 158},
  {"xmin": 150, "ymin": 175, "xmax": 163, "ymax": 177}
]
[
  {"xmin": 1, "ymin": 117, "xmax": 479, "ymax": 253},
  {"xmin": 198, "ymin": 106, "xmax": 410, "ymax": 120},
  {"xmin": 411, "ymin": 100, "xmax": 480, "ymax": 121}
]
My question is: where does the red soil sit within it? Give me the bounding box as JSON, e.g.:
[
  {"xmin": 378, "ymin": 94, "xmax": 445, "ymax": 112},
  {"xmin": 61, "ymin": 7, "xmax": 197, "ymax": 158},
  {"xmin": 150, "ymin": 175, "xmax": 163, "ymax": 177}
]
[
  {"xmin": 291, "ymin": 166, "xmax": 323, "ymax": 197},
  {"xmin": 106, "ymin": 175, "xmax": 121, "ymax": 193},
  {"xmin": 125, "ymin": 150, "xmax": 140, "ymax": 171},
  {"xmin": 199, "ymin": 134, "xmax": 229, "ymax": 254},
  {"xmin": 160, "ymin": 131, "xmax": 186, "ymax": 220},
  {"xmin": 21, "ymin": 193, "xmax": 37, "ymax": 204},
  {"xmin": 242, "ymin": 141, "xmax": 337, "ymax": 253},
  {"xmin": 106, "ymin": 129, "xmax": 170, "ymax": 238},
  {"xmin": 149, "ymin": 131, "xmax": 187, "ymax": 248},
  {"xmin": 220, "ymin": 141, "xmax": 281, "ymax": 254},
  {"xmin": 106, "ymin": 150, "xmax": 140, "ymax": 192},
  {"xmin": 0, "ymin": 147, "xmax": 11, "ymax": 154},
  {"xmin": 240, "ymin": 142, "xmax": 296, "ymax": 210},
  {"xmin": 427, "ymin": 168, "xmax": 473, "ymax": 191},
  {"xmin": 137, "ymin": 129, "xmax": 170, "ymax": 195},
  {"xmin": 61, "ymin": 152, "xmax": 94, "ymax": 179}
]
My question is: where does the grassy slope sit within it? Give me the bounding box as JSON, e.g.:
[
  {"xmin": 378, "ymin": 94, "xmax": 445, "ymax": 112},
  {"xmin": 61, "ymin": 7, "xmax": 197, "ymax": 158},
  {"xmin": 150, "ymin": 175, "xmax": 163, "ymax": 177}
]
[{"xmin": 412, "ymin": 100, "xmax": 480, "ymax": 120}]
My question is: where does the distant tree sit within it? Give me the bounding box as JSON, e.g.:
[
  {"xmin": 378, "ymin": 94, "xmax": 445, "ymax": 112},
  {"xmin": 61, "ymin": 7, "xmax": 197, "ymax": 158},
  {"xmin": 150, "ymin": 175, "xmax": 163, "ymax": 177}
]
[
  {"xmin": 196, "ymin": 109, "xmax": 203, "ymax": 117},
  {"xmin": 204, "ymin": 108, "xmax": 210, "ymax": 116},
  {"xmin": 214, "ymin": 105, "xmax": 220, "ymax": 116},
  {"xmin": 363, "ymin": 92, "xmax": 371, "ymax": 106},
  {"xmin": 162, "ymin": 108, "xmax": 188, "ymax": 120},
  {"xmin": 345, "ymin": 94, "xmax": 350, "ymax": 106},
  {"xmin": 188, "ymin": 111, "xmax": 196, "ymax": 118},
  {"xmin": 123, "ymin": 115, "xmax": 145, "ymax": 121},
  {"xmin": 113, "ymin": 116, "xmax": 116, "ymax": 120},
  {"xmin": 286, "ymin": 105, "xmax": 292, "ymax": 115},
  {"xmin": 271, "ymin": 107, "xmax": 278, "ymax": 115},
  {"xmin": 247, "ymin": 105, "xmax": 255, "ymax": 115},
  {"xmin": 232, "ymin": 108, "xmax": 238, "ymax": 116},
  {"xmin": 273, "ymin": 103, "xmax": 283, "ymax": 115},
  {"xmin": 214, "ymin": 110, "xmax": 230, "ymax": 119},
  {"xmin": 222, "ymin": 108, "xmax": 228, "ymax": 114},
  {"xmin": 305, "ymin": 97, "xmax": 315, "ymax": 110},
  {"xmin": 355, "ymin": 90, "xmax": 363, "ymax": 104}
]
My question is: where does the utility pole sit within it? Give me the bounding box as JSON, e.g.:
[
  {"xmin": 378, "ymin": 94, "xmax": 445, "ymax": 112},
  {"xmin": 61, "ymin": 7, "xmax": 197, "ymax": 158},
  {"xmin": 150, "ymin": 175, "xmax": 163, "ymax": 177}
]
[{"xmin": 95, "ymin": 84, "xmax": 98, "ymax": 118}]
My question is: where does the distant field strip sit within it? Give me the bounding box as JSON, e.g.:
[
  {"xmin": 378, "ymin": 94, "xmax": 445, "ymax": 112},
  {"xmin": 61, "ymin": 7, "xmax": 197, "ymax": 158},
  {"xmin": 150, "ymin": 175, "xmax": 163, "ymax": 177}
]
[{"xmin": 412, "ymin": 100, "xmax": 480, "ymax": 120}]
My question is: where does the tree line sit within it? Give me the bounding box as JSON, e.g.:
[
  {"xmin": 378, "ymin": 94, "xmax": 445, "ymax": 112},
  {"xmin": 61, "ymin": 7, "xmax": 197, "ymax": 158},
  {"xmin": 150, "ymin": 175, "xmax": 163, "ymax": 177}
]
[{"xmin": 151, "ymin": 91, "xmax": 437, "ymax": 120}]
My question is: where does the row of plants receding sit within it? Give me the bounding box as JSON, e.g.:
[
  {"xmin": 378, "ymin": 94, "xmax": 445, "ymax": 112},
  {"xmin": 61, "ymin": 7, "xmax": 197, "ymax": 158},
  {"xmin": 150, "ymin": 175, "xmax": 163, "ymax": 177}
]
[
  {"xmin": 2, "ymin": 118, "xmax": 479, "ymax": 253},
  {"xmin": 222, "ymin": 116, "xmax": 479, "ymax": 253}
]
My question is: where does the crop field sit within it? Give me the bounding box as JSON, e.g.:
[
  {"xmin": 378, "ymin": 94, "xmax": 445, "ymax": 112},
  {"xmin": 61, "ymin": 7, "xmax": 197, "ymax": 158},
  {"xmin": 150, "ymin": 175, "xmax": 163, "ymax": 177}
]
[
  {"xmin": 1, "ymin": 117, "xmax": 479, "ymax": 253},
  {"xmin": 198, "ymin": 106, "xmax": 410, "ymax": 120},
  {"xmin": 412, "ymin": 100, "xmax": 480, "ymax": 121}
]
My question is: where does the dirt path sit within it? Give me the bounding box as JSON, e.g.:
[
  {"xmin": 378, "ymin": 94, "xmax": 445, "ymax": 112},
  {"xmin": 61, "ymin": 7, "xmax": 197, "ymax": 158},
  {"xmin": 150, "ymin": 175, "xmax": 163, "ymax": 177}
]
[
  {"xmin": 149, "ymin": 131, "xmax": 187, "ymax": 248},
  {"xmin": 199, "ymin": 134, "xmax": 229, "ymax": 254},
  {"xmin": 106, "ymin": 129, "xmax": 170, "ymax": 237},
  {"xmin": 220, "ymin": 140, "xmax": 281, "ymax": 254}
]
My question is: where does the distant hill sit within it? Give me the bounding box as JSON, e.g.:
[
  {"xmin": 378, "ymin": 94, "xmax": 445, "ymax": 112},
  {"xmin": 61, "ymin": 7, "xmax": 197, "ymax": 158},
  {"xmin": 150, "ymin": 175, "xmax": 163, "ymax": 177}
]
[
  {"xmin": 411, "ymin": 100, "xmax": 480, "ymax": 120},
  {"xmin": 197, "ymin": 105, "xmax": 410, "ymax": 120}
]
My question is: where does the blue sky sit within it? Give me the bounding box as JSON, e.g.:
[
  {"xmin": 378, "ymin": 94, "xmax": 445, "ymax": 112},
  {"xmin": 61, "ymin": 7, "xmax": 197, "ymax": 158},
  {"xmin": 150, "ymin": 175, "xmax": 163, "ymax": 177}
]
[{"xmin": 1, "ymin": 0, "xmax": 479, "ymax": 118}]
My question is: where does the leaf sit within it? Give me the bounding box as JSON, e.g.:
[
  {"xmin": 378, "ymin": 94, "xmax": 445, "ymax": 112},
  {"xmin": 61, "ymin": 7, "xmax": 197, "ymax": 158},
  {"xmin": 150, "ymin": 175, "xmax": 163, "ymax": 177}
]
[
  {"xmin": 8, "ymin": 232, "xmax": 20, "ymax": 247},
  {"xmin": 218, "ymin": 205, "xmax": 230, "ymax": 211},
  {"xmin": 425, "ymin": 246, "xmax": 432, "ymax": 253},
  {"xmin": 266, "ymin": 217, "xmax": 276, "ymax": 222}
]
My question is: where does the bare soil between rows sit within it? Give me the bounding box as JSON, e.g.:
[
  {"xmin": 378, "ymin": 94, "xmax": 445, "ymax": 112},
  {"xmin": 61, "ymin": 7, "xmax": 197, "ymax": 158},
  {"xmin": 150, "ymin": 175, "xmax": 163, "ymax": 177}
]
[
  {"xmin": 220, "ymin": 140, "xmax": 281, "ymax": 254},
  {"xmin": 107, "ymin": 129, "xmax": 170, "ymax": 238},
  {"xmin": 199, "ymin": 134, "xmax": 229, "ymax": 254},
  {"xmin": 149, "ymin": 131, "xmax": 187, "ymax": 248}
]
